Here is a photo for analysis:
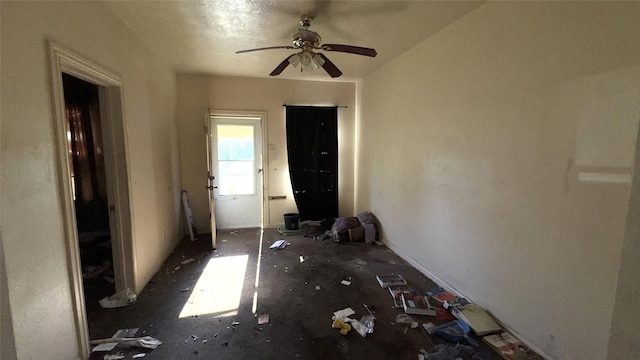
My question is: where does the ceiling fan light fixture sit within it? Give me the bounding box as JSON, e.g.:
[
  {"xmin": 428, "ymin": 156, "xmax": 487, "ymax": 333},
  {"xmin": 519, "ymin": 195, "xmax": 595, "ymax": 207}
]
[
  {"xmin": 288, "ymin": 53, "xmax": 301, "ymax": 67},
  {"xmin": 289, "ymin": 51, "xmax": 322, "ymax": 72}
]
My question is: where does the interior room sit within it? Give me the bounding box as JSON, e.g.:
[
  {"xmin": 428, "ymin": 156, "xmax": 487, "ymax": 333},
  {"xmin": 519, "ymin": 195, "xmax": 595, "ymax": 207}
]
[{"xmin": 1, "ymin": 1, "xmax": 639, "ymax": 360}]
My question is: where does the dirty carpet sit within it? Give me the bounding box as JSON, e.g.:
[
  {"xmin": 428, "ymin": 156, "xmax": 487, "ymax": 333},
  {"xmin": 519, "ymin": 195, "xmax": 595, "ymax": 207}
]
[{"xmin": 87, "ymin": 228, "xmax": 501, "ymax": 359}]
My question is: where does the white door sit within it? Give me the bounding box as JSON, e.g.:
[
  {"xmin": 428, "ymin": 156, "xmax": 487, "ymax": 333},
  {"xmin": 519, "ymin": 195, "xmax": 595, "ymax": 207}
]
[
  {"xmin": 209, "ymin": 115, "xmax": 263, "ymax": 229},
  {"xmin": 205, "ymin": 114, "xmax": 217, "ymax": 249}
]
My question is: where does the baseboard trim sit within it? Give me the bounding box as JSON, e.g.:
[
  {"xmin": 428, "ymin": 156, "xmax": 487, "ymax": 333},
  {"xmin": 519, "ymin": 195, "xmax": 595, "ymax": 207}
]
[{"xmin": 384, "ymin": 238, "xmax": 557, "ymax": 360}]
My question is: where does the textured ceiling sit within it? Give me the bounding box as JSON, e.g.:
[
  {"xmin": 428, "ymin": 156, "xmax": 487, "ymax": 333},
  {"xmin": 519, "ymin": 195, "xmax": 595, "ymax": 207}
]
[{"xmin": 105, "ymin": 1, "xmax": 484, "ymax": 82}]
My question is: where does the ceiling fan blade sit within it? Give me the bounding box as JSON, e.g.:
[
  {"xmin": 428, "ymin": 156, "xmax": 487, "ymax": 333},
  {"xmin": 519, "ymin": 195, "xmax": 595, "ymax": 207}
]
[
  {"xmin": 236, "ymin": 46, "xmax": 295, "ymax": 54},
  {"xmin": 320, "ymin": 44, "xmax": 377, "ymax": 57},
  {"xmin": 299, "ymin": 29, "xmax": 319, "ymax": 43},
  {"xmin": 269, "ymin": 55, "xmax": 293, "ymax": 76},
  {"xmin": 316, "ymin": 53, "xmax": 342, "ymax": 78}
]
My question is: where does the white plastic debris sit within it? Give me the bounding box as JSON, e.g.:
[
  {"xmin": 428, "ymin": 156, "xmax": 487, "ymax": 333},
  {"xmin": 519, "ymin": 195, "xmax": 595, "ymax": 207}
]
[
  {"xmin": 270, "ymin": 240, "xmax": 290, "ymax": 249},
  {"xmin": 257, "ymin": 314, "xmax": 270, "ymax": 325},
  {"xmin": 333, "ymin": 307, "xmax": 355, "ymax": 319},
  {"xmin": 93, "ymin": 343, "xmax": 117, "ymax": 352},
  {"xmin": 90, "ymin": 336, "xmax": 162, "ymax": 350},
  {"xmin": 99, "ymin": 288, "xmax": 137, "ymax": 308}
]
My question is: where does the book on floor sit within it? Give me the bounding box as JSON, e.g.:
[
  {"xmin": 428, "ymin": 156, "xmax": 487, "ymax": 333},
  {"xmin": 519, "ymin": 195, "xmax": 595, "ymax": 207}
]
[
  {"xmin": 376, "ymin": 274, "xmax": 408, "ymax": 288},
  {"xmin": 401, "ymin": 292, "xmax": 437, "ymax": 316},
  {"xmin": 425, "ymin": 286, "xmax": 459, "ymax": 305},
  {"xmin": 452, "ymin": 304, "xmax": 502, "ymax": 336},
  {"xmin": 388, "ymin": 286, "xmax": 414, "ymax": 308},
  {"xmin": 482, "ymin": 332, "xmax": 543, "ymax": 360}
]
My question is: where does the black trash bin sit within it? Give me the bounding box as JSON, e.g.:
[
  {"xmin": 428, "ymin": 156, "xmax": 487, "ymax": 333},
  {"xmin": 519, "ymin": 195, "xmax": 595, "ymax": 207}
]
[{"xmin": 283, "ymin": 213, "xmax": 300, "ymax": 230}]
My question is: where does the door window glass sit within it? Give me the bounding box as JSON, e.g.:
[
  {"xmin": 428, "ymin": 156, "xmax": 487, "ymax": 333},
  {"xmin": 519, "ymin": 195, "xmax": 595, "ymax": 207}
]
[{"xmin": 217, "ymin": 125, "xmax": 255, "ymax": 195}]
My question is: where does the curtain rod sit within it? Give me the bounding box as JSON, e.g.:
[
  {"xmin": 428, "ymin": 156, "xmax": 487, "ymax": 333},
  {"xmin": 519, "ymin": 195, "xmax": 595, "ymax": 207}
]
[{"xmin": 283, "ymin": 104, "xmax": 348, "ymax": 108}]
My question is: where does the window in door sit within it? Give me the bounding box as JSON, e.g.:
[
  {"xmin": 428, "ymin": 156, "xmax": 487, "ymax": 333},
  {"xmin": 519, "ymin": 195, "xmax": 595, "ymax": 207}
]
[{"xmin": 217, "ymin": 124, "xmax": 255, "ymax": 196}]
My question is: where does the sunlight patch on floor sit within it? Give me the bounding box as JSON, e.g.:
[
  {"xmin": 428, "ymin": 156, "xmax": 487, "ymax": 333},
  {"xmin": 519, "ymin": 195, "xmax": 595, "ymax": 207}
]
[{"xmin": 178, "ymin": 254, "xmax": 248, "ymax": 318}]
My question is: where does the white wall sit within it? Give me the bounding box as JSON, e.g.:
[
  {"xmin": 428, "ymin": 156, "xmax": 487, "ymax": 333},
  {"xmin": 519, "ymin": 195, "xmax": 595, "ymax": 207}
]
[
  {"xmin": 177, "ymin": 75, "xmax": 355, "ymax": 229},
  {"xmin": 0, "ymin": 2, "xmax": 182, "ymax": 359},
  {"xmin": 356, "ymin": 2, "xmax": 640, "ymax": 359}
]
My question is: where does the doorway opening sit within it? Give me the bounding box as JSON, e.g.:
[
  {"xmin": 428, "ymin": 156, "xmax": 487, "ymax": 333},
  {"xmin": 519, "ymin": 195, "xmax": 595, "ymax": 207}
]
[
  {"xmin": 62, "ymin": 73, "xmax": 114, "ymax": 336},
  {"xmin": 49, "ymin": 41, "xmax": 135, "ymax": 358}
]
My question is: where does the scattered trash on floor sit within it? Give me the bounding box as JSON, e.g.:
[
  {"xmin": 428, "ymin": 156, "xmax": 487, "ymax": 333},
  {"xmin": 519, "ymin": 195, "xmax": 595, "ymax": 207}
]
[
  {"xmin": 332, "ymin": 318, "xmax": 352, "ymax": 335},
  {"xmin": 132, "ymin": 354, "xmax": 146, "ymax": 359},
  {"xmin": 90, "ymin": 336, "xmax": 162, "ymax": 350},
  {"xmin": 98, "ymin": 288, "xmax": 137, "ymax": 308},
  {"xmin": 202, "ymin": 339, "xmax": 208, "ymax": 344},
  {"xmin": 93, "ymin": 343, "xmax": 118, "ymax": 352},
  {"xmin": 315, "ymin": 286, "xmax": 321, "ymax": 291},
  {"xmin": 363, "ymin": 303, "xmax": 375, "ymax": 316},
  {"xmin": 181, "ymin": 258, "xmax": 195, "ymax": 265},
  {"xmin": 83, "ymin": 260, "xmax": 112, "ymax": 279},
  {"xmin": 348, "ymin": 318, "xmax": 368, "ymax": 337},
  {"xmin": 103, "ymin": 353, "xmax": 125, "ymax": 360},
  {"xmin": 299, "ymin": 255, "xmax": 307, "ymax": 262},
  {"xmin": 191, "ymin": 335, "xmax": 198, "ymax": 341},
  {"xmin": 423, "ymin": 344, "xmax": 481, "ymax": 360},
  {"xmin": 270, "ymin": 239, "xmax": 290, "ymax": 249},
  {"xmin": 395, "ymin": 313, "xmax": 418, "ymax": 329},
  {"xmin": 423, "ymin": 322, "xmax": 436, "ymax": 334},
  {"xmin": 181, "ymin": 288, "xmax": 190, "ymax": 292},
  {"xmin": 174, "ymin": 266, "xmax": 180, "ymax": 271},
  {"xmin": 482, "ymin": 332, "xmax": 543, "ymax": 359},
  {"xmin": 360, "ymin": 315, "xmax": 375, "ymax": 334},
  {"xmin": 257, "ymin": 314, "xmax": 270, "ymax": 325},
  {"xmin": 431, "ymin": 320, "xmax": 478, "ymax": 346},
  {"xmin": 333, "ymin": 307, "xmax": 355, "ymax": 318},
  {"xmin": 232, "ymin": 321, "xmax": 240, "ymax": 326},
  {"xmin": 341, "ymin": 280, "xmax": 351, "ymax": 286}
]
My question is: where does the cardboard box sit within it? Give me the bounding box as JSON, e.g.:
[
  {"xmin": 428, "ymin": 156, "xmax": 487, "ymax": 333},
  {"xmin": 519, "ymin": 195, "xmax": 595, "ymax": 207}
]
[{"xmin": 348, "ymin": 226, "xmax": 365, "ymax": 241}]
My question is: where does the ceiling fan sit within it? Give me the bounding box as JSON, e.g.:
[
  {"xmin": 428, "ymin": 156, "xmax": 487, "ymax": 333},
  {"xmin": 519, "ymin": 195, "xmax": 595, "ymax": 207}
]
[{"xmin": 236, "ymin": 16, "xmax": 377, "ymax": 78}]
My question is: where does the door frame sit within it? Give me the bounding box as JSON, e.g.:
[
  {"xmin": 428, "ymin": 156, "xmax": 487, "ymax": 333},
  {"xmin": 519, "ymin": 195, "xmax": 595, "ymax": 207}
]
[
  {"xmin": 207, "ymin": 109, "xmax": 268, "ymax": 229},
  {"xmin": 47, "ymin": 40, "xmax": 135, "ymax": 358}
]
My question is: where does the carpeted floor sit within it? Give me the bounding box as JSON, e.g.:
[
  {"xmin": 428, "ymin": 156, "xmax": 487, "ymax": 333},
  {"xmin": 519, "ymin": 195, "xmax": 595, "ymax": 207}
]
[{"xmin": 87, "ymin": 228, "xmax": 501, "ymax": 359}]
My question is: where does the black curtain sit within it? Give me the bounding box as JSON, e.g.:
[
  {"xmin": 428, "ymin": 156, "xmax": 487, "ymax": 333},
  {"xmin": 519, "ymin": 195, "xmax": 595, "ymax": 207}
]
[{"xmin": 286, "ymin": 106, "xmax": 338, "ymax": 222}]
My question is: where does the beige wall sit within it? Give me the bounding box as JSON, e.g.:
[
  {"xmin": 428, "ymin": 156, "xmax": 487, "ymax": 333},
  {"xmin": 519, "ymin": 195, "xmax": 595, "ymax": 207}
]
[
  {"xmin": 177, "ymin": 75, "xmax": 355, "ymax": 229},
  {"xmin": 608, "ymin": 129, "xmax": 640, "ymax": 359},
  {"xmin": 356, "ymin": 2, "xmax": 640, "ymax": 359},
  {"xmin": 1, "ymin": 243, "xmax": 17, "ymax": 360},
  {"xmin": 0, "ymin": 2, "xmax": 181, "ymax": 359}
]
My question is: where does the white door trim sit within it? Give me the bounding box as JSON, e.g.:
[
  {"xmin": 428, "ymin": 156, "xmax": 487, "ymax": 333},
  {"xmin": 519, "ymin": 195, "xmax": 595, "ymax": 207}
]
[
  {"xmin": 208, "ymin": 109, "xmax": 268, "ymax": 228},
  {"xmin": 47, "ymin": 40, "xmax": 135, "ymax": 358}
]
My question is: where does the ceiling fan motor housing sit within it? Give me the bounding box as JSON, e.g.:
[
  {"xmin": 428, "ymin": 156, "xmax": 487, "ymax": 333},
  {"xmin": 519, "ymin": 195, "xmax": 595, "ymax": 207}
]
[{"xmin": 292, "ymin": 32, "xmax": 321, "ymax": 49}]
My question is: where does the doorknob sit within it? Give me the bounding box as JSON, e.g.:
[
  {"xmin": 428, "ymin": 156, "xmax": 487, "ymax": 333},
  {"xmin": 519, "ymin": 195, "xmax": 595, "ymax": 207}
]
[
  {"xmin": 206, "ymin": 185, "xmax": 218, "ymax": 190},
  {"xmin": 257, "ymin": 168, "xmax": 263, "ymax": 173}
]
